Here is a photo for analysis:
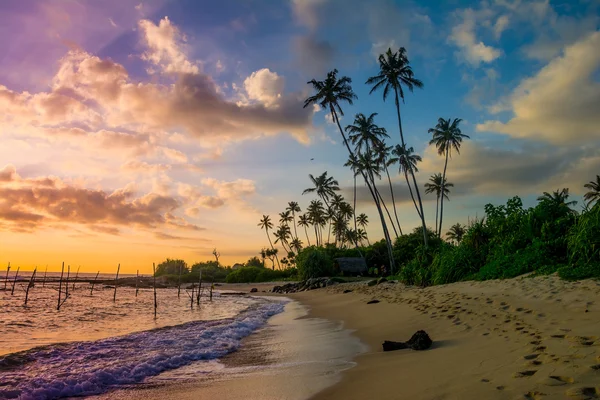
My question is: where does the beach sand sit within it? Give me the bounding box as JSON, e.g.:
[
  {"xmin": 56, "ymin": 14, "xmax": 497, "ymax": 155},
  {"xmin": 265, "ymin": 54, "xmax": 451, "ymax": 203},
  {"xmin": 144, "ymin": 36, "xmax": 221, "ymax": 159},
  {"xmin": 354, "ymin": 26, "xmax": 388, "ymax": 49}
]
[
  {"xmin": 92, "ymin": 277, "xmax": 600, "ymax": 400},
  {"xmin": 294, "ymin": 274, "xmax": 600, "ymax": 400}
]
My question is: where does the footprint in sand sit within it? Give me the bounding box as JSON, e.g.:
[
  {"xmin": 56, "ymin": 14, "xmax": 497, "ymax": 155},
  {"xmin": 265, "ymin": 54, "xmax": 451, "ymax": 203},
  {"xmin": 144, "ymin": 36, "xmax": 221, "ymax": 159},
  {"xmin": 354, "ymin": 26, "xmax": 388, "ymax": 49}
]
[
  {"xmin": 551, "ymin": 334, "xmax": 566, "ymax": 339},
  {"xmin": 565, "ymin": 387, "xmax": 600, "ymax": 399},
  {"xmin": 522, "ymin": 391, "xmax": 547, "ymax": 400},
  {"xmin": 514, "ymin": 370, "xmax": 538, "ymax": 378},
  {"xmin": 539, "ymin": 376, "xmax": 575, "ymax": 386},
  {"xmin": 590, "ymin": 364, "xmax": 600, "ymax": 370},
  {"xmin": 524, "ymin": 354, "xmax": 539, "ymax": 360},
  {"xmin": 530, "ymin": 340, "xmax": 542, "ymax": 345}
]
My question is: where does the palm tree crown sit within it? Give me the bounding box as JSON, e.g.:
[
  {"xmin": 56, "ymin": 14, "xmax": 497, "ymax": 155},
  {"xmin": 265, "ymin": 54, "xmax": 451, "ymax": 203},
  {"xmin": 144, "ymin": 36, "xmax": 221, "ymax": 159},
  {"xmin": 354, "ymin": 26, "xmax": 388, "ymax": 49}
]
[
  {"xmin": 584, "ymin": 175, "xmax": 600, "ymax": 207},
  {"xmin": 258, "ymin": 215, "xmax": 273, "ymax": 231},
  {"xmin": 392, "ymin": 144, "xmax": 421, "ymax": 174},
  {"xmin": 424, "ymin": 173, "xmax": 453, "ymax": 200},
  {"xmin": 304, "ymin": 69, "xmax": 357, "ymax": 117},
  {"xmin": 302, "ymin": 172, "xmax": 340, "ymax": 204},
  {"xmin": 428, "ymin": 118, "xmax": 470, "ymax": 157},
  {"xmin": 537, "ymin": 188, "xmax": 577, "ymax": 212},
  {"xmin": 446, "ymin": 223, "xmax": 466, "ymax": 244},
  {"xmin": 346, "ymin": 113, "xmax": 389, "ymax": 154}
]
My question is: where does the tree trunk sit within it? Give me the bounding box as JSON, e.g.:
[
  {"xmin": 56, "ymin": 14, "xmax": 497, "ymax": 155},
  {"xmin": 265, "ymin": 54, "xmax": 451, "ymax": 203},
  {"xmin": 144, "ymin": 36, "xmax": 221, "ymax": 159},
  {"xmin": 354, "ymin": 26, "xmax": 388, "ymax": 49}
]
[
  {"xmin": 265, "ymin": 228, "xmax": 281, "ymax": 269},
  {"xmin": 385, "ymin": 165, "xmax": 403, "ymax": 235},
  {"xmin": 331, "ymin": 106, "xmax": 396, "ymax": 272},
  {"xmin": 435, "ymin": 195, "xmax": 439, "ymax": 236},
  {"xmin": 353, "ymin": 174, "xmax": 358, "ymax": 233},
  {"xmin": 304, "ymin": 225, "xmax": 311, "ymax": 246},
  {"xmin": 394, "ymin": 88, "xmax": 428, "ymax": 247},
  {"xmin": 375, "ymin": 181, "xmax": 399, "ymax": 238},
  {"xmin": 405, "ymin": 171, "xmax": 422, "ymax": 219},
  {"xmin": 292, "ymin": 212, "xmax": 298, "ymax": 241},
  {"xmin": 439, "ymin": 148, "xmax": 449, "ymax": 238}
]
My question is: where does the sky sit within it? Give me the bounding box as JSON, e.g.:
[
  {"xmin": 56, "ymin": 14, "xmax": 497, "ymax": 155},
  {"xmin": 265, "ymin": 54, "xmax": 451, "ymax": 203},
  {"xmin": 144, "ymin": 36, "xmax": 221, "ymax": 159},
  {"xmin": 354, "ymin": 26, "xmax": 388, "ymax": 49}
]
[{"xmin": 0, "ymin": 0, "xmax": 599, "ymax": 274}]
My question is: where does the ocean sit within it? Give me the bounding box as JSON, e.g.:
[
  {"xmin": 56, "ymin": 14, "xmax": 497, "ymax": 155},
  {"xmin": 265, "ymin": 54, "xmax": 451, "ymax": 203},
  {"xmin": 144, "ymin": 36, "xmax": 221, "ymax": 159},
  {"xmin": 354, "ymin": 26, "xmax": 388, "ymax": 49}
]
[{"xmin": 0, "ymin": 280, "xmax": 364, "ymax": 400}]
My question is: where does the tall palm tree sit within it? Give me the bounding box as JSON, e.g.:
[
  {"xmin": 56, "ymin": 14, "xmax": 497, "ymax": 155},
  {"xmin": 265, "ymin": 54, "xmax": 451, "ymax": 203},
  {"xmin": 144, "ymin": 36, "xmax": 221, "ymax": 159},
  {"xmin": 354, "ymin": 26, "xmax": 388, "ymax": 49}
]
[
  {"xmin": 302, "ymin": 172, "xmax": 340, "ymax": 209},
  {"xmin": 357, "ymin": 213, "xmax": 370, "ymax": 245},
  {"xmin": 584, "ymin": 175, "xmax": 600, "ymax": 207},
  {"xmin": 344, "ymin": 154, "xmax": 360, "ymax": 233},
  {"xmin": 286, "ymin": 201, "xmax": 301, "ymax": 240},
  {"xmin": 258, "ymin": 215, "xmax": 280, "ymax": 269},
  {"xmin": 274, "ymin": 224, "xmax": 292, "ymax": 253},
  {"xmin": 346, "ymin": 113, "xmax": 389, "ymax": 154},
  {"xmin": 298, "ymin": 213, "xmax": 312, "ymax": 246},
  {"xmin": 424, "ymin": 173, "xmax": 453, "ymax": 235},
  {"xmin": 428, "ymin": 117, "xmax": 469, "ymax": 237},
  {"xmin": 446, "ymin": 223, "xmax": 466, "ymax": 244},
  {"xmin": 305, "ymin": 69, "xmax": 395, "ymax": 270},
  {"xmin": 307, "ymin": 199, "xmax": 326, "ymax": 246},
  {"xmin": 366, "ymin": 47, "xmax": 427, "ymax": 246},
  {"xmin": 290, "ymin": 238, "xmax": 303, "ymax": 253},
  {"xmin": 279, "ymin": 210, "xmax": 293, "ymax": 228},
  {"xmin": 356, "ymin": 228, "xmax": 368, "ymax": 246},
  {"xmin": 537, "ymin": 188, "xmax": 577, "ymax": 214},
  {"xmin": 393, "ymin": 144, "xmax": 422, "ymax": 219}
]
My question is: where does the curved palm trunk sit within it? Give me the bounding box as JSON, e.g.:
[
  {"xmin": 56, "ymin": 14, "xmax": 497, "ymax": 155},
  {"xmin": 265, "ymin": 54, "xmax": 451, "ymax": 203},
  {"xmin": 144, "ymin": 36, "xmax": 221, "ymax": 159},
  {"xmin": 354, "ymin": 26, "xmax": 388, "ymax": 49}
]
[
  {"xmin": 384, "ymin": 165, "xmax": 403, "ymax": 235},
  {"xmin": 313, "ymin": 224, "xmax": 319, "ymax": 246},
  {"xmin": 394, "ymin": 89, "xmax": 428, "ymax": 247},
  {"xmin": 353, "ymin": 174, "xmax": 358, "ymax": 233},
  {"xmin": 439, "ymin": 148, "xmax": 450, "ymax": 238},
  {"xmin": 434, "ymin": 195, "xmax": 439, "ymax": 236},
  {"xmin": 404, "ymin": 171, "xmax": 422, "ymax": 219},
  {"xmin": 292, "ymin": 213, "xmax": 299, "ymax": 241},
  {"xmin": 265, "ymin": 228, "xmax": 281, "ymax": 269},
  {"xmin": 331, "ymin": 106, "xmax": 396, "ymax": 272},
  {"xmin": 303, "ymin": 225, "xmax": 311, "ymax": 246},
  {"xmin": 374, "ymin": 181, "xmax": 399, "ymax": 238}
]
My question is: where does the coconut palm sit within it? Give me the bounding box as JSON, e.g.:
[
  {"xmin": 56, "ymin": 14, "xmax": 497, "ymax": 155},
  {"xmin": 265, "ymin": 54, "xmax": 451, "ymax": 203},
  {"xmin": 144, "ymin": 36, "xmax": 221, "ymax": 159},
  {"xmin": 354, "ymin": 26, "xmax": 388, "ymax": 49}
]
[
  {"xmin": 290, "ymin": 238, "xmax": 303, "ymax": 253},
  {"xmin": 374, "ymin": 141, "xmax": 402, "ymax": 236},
  {"xmin": 273, "ymin": 225, "xmax": 292, "ymax": 253},
  {"xmin": 305, "ymin": 69, "xmax": 396, "ymax": 271},
  {"xmin": 537, "ymin": 188, "xmax": 577, "ymax": 214},
  {"xmin": 393, "ymin": 144, "xmax": 422, "ymax": 219},
  {"xmin": 279, "ymin": 210, "xmax": 293, "ymax": 227},
  {"xmin": 356, "ymin": 228, "xmax": 368, "ymax": 246},
  {"xmin": 584, "ymin": 175, "xmax": 600, "ymax": 207},
  {"xmin": 346, "ymin": 113, "xmax": 389, "ymax": 154},
  {"xmin": 258, "ymin": 215, "xmax": 280, "ymax": 269},
  {"xmin": 366, "ymin": 47, "xmax": 427, "ymax": 246},
  {"xmin": 428, "ymin": 117, "xmax": 469, "ymax": 237},
  {"xmin": 357, "ymin": 213, "xmax": 370, "ymax": 245},
  {"xmin": 307, "ymin": 199, "xmax": 326, "ymax": 246},
  {"xmin": 446, "ymin": 223, "xmax": 466, "ymax": 244},
  {"xmin": 298, "ymin": 213, "xmax": 312, "ymax": 246},
  {"xmin": 302, "ymin": 172, "xmax": 340, "ymax": 208},
  {"xmin": 286, "ymin": 201, "xmax": 301, "ymax": 240},
  {"xmin": 344, "ymin": 154, "xmax": 360, "ymax": 233},
  {"xmin": 424, "ymin": 173, "xmax": 453, "ymax": 235}
]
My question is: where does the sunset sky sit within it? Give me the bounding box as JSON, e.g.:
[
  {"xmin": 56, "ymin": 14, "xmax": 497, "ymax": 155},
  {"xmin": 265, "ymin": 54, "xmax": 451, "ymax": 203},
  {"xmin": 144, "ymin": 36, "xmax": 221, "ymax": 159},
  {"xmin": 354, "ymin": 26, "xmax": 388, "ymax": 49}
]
[{"xmin": 1, "ymin": 0, "xmax": 598, "ymax": 273}]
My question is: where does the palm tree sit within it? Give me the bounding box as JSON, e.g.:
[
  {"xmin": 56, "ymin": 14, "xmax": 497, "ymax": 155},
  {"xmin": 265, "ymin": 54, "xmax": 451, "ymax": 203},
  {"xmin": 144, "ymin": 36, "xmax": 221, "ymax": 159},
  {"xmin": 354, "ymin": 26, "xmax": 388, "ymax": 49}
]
[
  {"xmin": 357, "ymin": 213, "xmax": 370, "ymax": 245},
  {"xmin": 374, "ymin": 141, "xmax": 402, "ymax": 236},
  {"xmin": 279, "ymin": 210, "xmax": 293, "ymax": 228},
  {"xmin": 393, "ymin": 144, "xmax": 422, "ymax": 219},
  {"xmin": 307, "ymin": 199, "xmax": 326, "ymax": 246},
  {"xmin": 424, "ymin": 173, "xmax": 453, "ymax": 235},
  {"xmin": 290, "ymin": 238, "xmax": 303, "ymax": 253},
  {"xmin": 274, "ymin": 224, "xmax": 292, "ymax": 253},
  {"xmin": 584, "ymin": 175, "xmax": 600, "ymax": 207},
  {"xmin": 446, "ymin": 223, "xmax": 466, "ymax": 244},
  {"xmin": 366, "ymin": 47, "xmax": 427, "ymax": 246},
  {"xmin": 428, "ymin": 117, "xmax": 469, "ymax": 237},
  {"xmin": 346, "ymin": 113, "xmax": 389, "ymax": 154},
  {"xmin": 298, "ymin": 213, "xmax": 312, "ymax": 246},
  {"xmin": 356, "ymin": 228, "xmax": 368, "ymax": 246},
  {"xmin": 537, "ymin": 188, "xmax": 577, "ymax": 214},
  {"xmin": 305, "ymin": 69, "xmax": 395, "ymax": 270},
  {"xmin": 258, "ymin": 215, "xmax": 280, "ymax": 269},
  {"xmin": 302, "ymin": 172, "xmax": 340, "ymax": 208},
  {"xmin": 344, "ymin": 154, "xmax": 360, "ymax": 233},
  {"xmin": 286, "ymin": 201, "xmax": 301, "ymax": 240}
]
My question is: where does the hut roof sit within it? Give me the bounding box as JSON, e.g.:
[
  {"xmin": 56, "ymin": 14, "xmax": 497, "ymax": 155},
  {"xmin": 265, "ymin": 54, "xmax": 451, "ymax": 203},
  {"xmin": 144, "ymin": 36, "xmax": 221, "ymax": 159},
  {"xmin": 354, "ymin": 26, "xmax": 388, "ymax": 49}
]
[{"xmin": 335, "ymin": 257, "xmax": 368, "ymax": 274}]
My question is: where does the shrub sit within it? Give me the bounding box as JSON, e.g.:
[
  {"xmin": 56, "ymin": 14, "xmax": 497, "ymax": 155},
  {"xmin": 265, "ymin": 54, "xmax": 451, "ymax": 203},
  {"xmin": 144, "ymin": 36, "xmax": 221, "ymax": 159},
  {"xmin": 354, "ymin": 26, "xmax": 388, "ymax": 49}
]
[
  {"xmin": 225, "ymin": 267, "xmax": 262, "ymax": 283},
  {"xmin": 559, "ymin": 203, "xmax": 600, "ymax": 280},
  {"xmin": 296, "ymin": 246, "xmax": 334, "ymax": 280}
]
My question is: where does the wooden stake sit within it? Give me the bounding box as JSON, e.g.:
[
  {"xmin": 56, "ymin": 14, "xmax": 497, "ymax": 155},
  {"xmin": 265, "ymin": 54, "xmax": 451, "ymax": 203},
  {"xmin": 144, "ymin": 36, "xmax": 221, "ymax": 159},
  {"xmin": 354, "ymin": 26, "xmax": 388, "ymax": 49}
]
[
  {"xmin": 177, "ymin": 264, "xmax": 182, "ymax": 299},
  {"xmin": 153, "ymin": 263, "xmax": 157, "ymax": 319},
  {"xmin": 24, "ymin": 268, "xmax": 37, "ymax": 306},
  {"xmin": 135, "ymin": 269, "xmax": 139, "ymax": 297},
  {"xmin": 190, "ymin": 284, "xmax": 194, "ymax": 309},
  {"xmin": 113, "ymin": 263, "xmax": 120, "ymax": 302},
  {"xmin": 11, "ymin": 266, "xmax": 20, "ymax": 295},
  {"xmin": 64, "ymin": 265, "xmax": 70, "ymax": 299},
  {"xmin": 42, "ymin": 266, "xmax": 48, "ymax": 288},
  {"xmin": 209, "ymin": 279, "xmax": 213, "ymax": 302},
  {"xmin": 72, "ymin": 266, "xmax": 80, "ymax": 291},
  {"xmin": 4, "ymin": 262, "xmax": 10, "ymax": 290},
  {"xmin": 196, "ymin": 268, "xmax": 202, "ymax": 305},
  {"xmin": 90, "ymin": 271, "xmax": 99, "ymax": 296},
  {"xmin": 57, "ymin": 262, "xmax": 65, "ymax": 310}
]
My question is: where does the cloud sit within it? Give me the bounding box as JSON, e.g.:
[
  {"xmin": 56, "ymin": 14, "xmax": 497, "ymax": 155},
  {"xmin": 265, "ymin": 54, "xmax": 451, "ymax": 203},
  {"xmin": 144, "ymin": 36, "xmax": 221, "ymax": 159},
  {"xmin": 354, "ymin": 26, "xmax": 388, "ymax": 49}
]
[
  {"xmin": 494, "ymin": 15, "xmax": 510, "ymax": 39},
  {"xmin": 293, "ymin": 35, "xmax": 335, "ymax": 77},
  {"xmin": 477, "ymin": 31, "xmax": 600, "ymax": 145},
  {"xmin": 138, "ymin": 17, "xmax": 199, "ymax": 75},
  {"xmin": 243, "ymin": 68, "xmax": 285, "ymax": 107},
  {"xmin": 449, "ymin": 8, "xmax": 503, "ymax": 66},
  {"xmin": 0, "ymin": 165, "xmax": 195, "ymax": 233},
  {"xmin": 291, "ymin": 0, "xmax": 328, "ymax": 31}
]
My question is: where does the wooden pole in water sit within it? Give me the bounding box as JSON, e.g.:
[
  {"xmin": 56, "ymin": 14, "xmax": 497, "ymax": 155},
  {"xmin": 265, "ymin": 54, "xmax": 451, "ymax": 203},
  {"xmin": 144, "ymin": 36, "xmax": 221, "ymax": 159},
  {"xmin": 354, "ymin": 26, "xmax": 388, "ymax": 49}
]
[
  {"xmin": 196, "ymin": 268, "xmax": 202, "ymax": 305},
  {"xmin": 42, "ymin": 266, "xmax": 48, "ymax": 288},
  {"xmin": 177, "ymin": 264, "xmax": 182, "ymax": 299},
  {"xmin": 4, "ymin": 262, "xmax": 10, "ymax": 290},
  {"xmin": 153, "ymin": 263, "xmax": 157, "ymax": 319},
  {"xmin": 72, "ymin": 266, "xmax": 80, "ymax": 291},
  {"xmin": 135, "ymin": 269, "xmax": 139, "ymax": 297},
  {"xmin": 209, "ymin": 279, "xmax": 213, "ymax": 302},
  {"xmin": 113, "ymin": 263, "xmax": 120, "ymax": 302},
  {"xmin": 190, "ymin": 284, "xmax": 194, "ymax": 309},
  {"xmin": 57, "ymin": 262, "xmax": 65, "ymax": 310},
  {"xmin": 90, "ymin": 271, "xmax": 99, "ymax": 296},
  {"xmin": 11, "ymin": 266, "xmax": 20, "ymax": 296},
  {"xmin": 24, "ymin": 268, "xmax": 37, "ymax": 306},
  {"xmin": 64, "ymin": 265, "xmax": 70, "ymax": 299}
]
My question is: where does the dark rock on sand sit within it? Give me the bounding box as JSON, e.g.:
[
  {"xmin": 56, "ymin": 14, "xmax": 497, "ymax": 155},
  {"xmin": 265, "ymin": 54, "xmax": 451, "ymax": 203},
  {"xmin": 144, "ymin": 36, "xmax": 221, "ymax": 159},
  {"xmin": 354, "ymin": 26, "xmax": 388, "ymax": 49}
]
[
  {"xmin": 250, "ymin": 288, "xmax": 258, "ymax": 293},
  {"xmin": 343, "ymin": 289, "xmax": 353, "ymax": 293},
  {"xmin": 271, "ymin": 277, "xmax": 339, "ymax": 294},
  {"xmin": 367, "ymin": 299, "xmax": 380, "ymax": 304},
  {"xmin": 382, "ymin": 330, "xmax": 433, "ymax": 352}
]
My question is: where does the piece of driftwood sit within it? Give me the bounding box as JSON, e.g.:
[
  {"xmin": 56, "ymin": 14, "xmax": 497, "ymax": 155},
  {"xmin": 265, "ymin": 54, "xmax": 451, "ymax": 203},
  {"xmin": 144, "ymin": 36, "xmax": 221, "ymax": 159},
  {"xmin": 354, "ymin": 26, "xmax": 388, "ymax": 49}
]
[
  {"xmin": 382, "ymin": 330, "xmax": 433, "ymax": 352},
  {"xmin": 220, "ymin": 292, "xmax": 246, "ymax": 296}
]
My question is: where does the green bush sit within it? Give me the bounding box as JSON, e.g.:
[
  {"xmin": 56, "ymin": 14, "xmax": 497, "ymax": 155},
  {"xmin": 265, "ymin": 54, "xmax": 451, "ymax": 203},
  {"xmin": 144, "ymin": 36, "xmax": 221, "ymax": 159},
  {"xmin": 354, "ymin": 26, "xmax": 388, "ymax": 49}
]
[
  {"xmin": 560, "ymin": 204, "xmax": 600, "ymax": 280},
  {"xmin": 225, "ymin": 266, "xmax": 298, "ymax": 283},
  {"xmin": 296, "ymin": 246, "xmax": 334, "ymax": 280}
]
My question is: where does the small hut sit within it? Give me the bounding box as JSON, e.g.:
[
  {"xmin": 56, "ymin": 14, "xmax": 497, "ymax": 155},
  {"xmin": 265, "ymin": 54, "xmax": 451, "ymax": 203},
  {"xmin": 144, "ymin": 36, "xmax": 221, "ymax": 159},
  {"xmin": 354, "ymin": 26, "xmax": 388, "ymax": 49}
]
[{"xmin": 335, "ymin": 257, "xmax": 368, "ymax": 276}]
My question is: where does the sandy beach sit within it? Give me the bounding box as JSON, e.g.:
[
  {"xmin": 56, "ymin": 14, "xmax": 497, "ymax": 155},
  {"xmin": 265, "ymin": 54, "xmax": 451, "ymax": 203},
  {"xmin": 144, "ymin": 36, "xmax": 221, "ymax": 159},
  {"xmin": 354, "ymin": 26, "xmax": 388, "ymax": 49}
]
[{"xmin": 293, "ymin": 275, "xmax": 600, "ymax": 400}]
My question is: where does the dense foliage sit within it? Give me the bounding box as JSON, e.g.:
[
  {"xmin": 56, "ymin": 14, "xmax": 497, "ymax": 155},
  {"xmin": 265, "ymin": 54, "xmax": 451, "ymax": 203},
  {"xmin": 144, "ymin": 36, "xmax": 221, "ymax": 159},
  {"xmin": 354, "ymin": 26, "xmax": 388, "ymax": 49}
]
[
  {"xmin": 225, "ymin": 266, "xmax": 297, "ymax": 283},
  {"xmin": 296, "ymin": 246, "xmax": 334, "ymax": 280}
]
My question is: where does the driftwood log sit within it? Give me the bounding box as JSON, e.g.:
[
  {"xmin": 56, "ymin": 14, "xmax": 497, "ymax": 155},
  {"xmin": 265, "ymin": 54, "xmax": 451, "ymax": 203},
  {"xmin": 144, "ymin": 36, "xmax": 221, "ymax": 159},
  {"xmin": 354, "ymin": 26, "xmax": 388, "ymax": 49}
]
[{"xmin": 382, "ymin": 330, "xmax": 433, "ymax": 352}]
